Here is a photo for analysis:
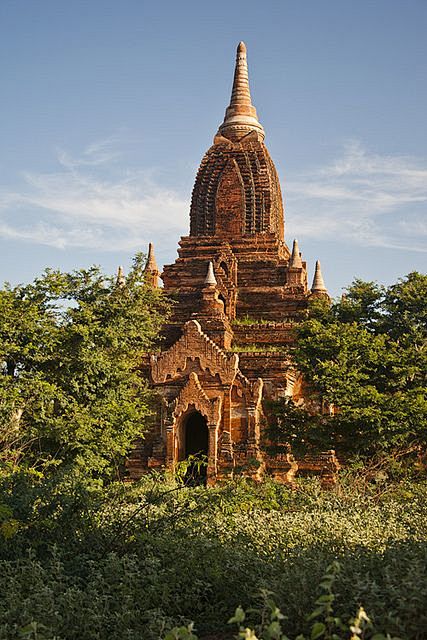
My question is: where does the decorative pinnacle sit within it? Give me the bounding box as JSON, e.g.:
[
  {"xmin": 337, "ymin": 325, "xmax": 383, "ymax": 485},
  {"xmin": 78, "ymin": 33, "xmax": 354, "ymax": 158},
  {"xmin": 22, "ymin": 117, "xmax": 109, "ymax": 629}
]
[
  {"xmin": 144, "ymin": 242, "xmax": 160, "ymax": 288},
  {"xmin": 290, "ymin": 239, "xmax": 303, "ymax": 269},
  {"xmin": 217, "ymin": 42, "xmax": 265, "ymax": 142},
  {"xmin": 145, "ymin": 242, "xmax": 159, "ymax": 273},
  {"xmin": 116, "ymin": 265, "xmax": 125, "ymax": 287},
  {"xmin": 311, "ymin": 260, "xmax": 328, "ymax": 292},
  {"xmin": 204, "ymin": 261, "xmax": 217, "ymax": 286}
]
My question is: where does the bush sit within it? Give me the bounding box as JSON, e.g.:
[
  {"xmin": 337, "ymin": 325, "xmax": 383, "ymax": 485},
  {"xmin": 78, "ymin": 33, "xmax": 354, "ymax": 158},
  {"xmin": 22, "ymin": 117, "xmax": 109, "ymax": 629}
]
[{"xmin": 0, "ymin": 474, "xmax": 426, "ymax": 639}]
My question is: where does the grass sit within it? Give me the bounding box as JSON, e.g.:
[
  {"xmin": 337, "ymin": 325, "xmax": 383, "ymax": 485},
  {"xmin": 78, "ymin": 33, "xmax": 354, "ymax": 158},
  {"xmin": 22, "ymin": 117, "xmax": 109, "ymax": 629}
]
[
  {"xmin": 232, "ymin": 316, "xmax": 297, "ymax": 326},
  {"xmin": 230, "ymin": 344, "xmax": 288, "ymax": 353},
  {"xmin": 232, "ymin": 315, "xmax": 271, "ymax": 326}
]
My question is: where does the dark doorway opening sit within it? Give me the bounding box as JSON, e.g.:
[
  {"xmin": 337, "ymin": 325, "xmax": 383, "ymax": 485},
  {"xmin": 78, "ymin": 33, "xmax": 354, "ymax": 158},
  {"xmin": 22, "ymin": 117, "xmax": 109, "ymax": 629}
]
[
  {"xmin": 219, "ymin": 261, "xmax": 229, "ymax": 277},
  {"xmin": 218, "ymin": 293, "xmax": 227, "ymax": 315},
  {"xmin": 184, "ymin": 411, "xmax": 209, "ymax": 485}
]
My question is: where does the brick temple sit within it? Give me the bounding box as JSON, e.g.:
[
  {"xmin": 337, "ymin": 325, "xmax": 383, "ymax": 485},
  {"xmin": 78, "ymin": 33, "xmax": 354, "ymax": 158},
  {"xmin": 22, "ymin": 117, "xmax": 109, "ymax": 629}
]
[{"xmin": 128, "ymin": 42, "xmax": 339, "ymax": 484}]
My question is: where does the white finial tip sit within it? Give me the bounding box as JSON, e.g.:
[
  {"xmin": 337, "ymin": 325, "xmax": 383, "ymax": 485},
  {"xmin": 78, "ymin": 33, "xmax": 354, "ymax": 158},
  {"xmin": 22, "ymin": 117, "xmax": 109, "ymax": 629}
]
[
  {"xmin": 204, "ymin": 261, "xmax": 217, "ymax": 286},
  {"xmin": 237, "ymin": 41, "xmax": 246, "ymax": 54}
]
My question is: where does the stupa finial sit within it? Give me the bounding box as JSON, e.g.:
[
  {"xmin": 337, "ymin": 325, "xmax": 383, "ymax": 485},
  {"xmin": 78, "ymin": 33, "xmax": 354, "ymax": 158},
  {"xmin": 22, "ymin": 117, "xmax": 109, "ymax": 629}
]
[
  {"xmin": 144, "ymin": 242, "xmax": 160, "ymax": 288},
  {"xmin": 146, "ymin": 242, "xmax": 158, "ymax": 272},
  {"xmin": 116, "ymin": 265, "xmax": 126, "ymax": 287},
  {"xmin": 217, "ymin": 42, "xmax": 265, "ymax": 142},
  {"xmin": 311, "ymin": 260, "xmax": 328, "ymax": 294},
  {"xmin": 290, "ymin": 239, "xmax": 303, "ymax": 269},
  {"xmin": 204, "ymin": 261, "xmax": 217, "ymax": 286}
]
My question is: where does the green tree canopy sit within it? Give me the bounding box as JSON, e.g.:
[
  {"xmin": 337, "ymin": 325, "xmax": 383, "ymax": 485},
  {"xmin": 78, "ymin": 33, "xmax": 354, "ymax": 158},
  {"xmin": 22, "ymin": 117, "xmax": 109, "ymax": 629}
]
[
  {"xmin": 0, "ymin": 254, "xmax": 169, "ymax": 478},
  {"xmin": 267, "ymin": 272, "xmax": 427, "ymax": 457}
]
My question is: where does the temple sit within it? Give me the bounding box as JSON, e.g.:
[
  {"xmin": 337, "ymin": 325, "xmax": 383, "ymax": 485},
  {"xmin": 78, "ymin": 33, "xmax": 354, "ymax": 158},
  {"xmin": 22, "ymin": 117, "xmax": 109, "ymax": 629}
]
[{"xmin": 127, "ymin": 42, "xmax": 339, "ymax": 484}]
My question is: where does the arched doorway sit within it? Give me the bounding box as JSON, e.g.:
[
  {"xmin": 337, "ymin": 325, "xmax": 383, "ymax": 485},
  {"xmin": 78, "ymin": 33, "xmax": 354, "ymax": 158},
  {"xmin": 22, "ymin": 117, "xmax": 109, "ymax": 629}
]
[
  {"xmin": 183, "ymin": 410, "xmax": 209, "ymax": 485},
  {"xmin": 218, "ymin": 293, "xmax": 227, "ymax": 315},
  {"xmin": 219, "ymin": 261, "xmax": 229, "ymax": 277}
]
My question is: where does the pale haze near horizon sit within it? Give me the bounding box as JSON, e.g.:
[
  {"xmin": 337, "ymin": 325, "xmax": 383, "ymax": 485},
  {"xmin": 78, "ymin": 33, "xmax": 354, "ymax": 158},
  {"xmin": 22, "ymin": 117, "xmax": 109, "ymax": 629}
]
[{"xmin": 0, "ymin": 0, "xmax": 426, "ymax": 296}]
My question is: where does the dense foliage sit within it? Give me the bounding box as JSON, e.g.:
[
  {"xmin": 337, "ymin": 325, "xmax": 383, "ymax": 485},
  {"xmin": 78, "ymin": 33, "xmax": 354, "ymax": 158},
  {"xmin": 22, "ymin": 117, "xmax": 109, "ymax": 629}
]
[
  {"xmin": 1, "ymin": 474, "xmax": 427, "ymax": 639},
  {"xmin": 0, "ymin": 254, "xmax": 169, "ymax": 477},
  {"xmin": 267, "ymin": 273, "xmax": 427, "ymax": 457},
  {"xmin": 1, "ymin": 266, "xmax": 426, "ymax": 639}
]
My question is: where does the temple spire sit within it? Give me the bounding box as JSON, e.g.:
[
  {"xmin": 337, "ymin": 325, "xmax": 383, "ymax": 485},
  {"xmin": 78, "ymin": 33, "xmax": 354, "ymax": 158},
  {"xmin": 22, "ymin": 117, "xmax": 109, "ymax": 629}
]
[
  {"xmin": 289, "ymin": 239, "xmax": 303, "ymax": 269},
  {"xmin": 146, "ymin": 242, "xmax": 158, "ymax": 273},
  {"xmin": 311, "ymin": 260, "xmax": 328, "ymax": 294},
  {"xmin": 230, "ymin": 41, "xmax": 252, "ymax": 107},
  {"xmin": 116, "ymin": 265, "xmax": 125, "ymax": 287},
  {"xmin": 217, "ymin": 42, "xmax": 265, "ymax": 142},
  {"xmin": 204, "ymin": 261, "xmax": 217, "ymax": 286},
  {"xmin": 144, "ymin": 242, "xmax": 160, "ymax": 288}
]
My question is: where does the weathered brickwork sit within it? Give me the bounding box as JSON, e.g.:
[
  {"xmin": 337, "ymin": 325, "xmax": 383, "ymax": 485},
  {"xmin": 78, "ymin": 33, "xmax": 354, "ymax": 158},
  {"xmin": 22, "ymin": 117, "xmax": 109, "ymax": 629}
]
[
  {"xmin": 190, "ymin": 137, "xmax": 284, "ymax": 239},
  {"xmin": 127, "ymin": 42, "xmax": 337, "ymax": 485}
]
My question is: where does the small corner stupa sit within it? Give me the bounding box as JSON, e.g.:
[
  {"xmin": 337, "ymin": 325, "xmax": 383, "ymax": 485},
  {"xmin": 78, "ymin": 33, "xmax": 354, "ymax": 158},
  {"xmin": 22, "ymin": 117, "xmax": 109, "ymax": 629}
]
[{"xmin": 127, "ymin": 42, "xmax": 338, "ymax": 485}]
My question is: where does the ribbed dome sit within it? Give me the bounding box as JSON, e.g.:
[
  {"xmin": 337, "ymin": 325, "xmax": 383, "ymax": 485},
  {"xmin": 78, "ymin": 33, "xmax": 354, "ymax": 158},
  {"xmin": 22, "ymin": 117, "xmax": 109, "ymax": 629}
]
[
  {"xmin": 190, "ymin": 135, "xmax": 284, "ymax": 239},
  {"xmin": 189, "ymin": 42, "xmax": 284, "ymax": 240}
]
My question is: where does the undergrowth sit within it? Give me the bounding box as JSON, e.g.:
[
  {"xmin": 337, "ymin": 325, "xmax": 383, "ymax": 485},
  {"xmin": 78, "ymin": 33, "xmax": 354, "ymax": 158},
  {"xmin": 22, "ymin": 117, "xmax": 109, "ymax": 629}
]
[
  {"xmin": 0, "ymin": 470, "xmax": 426, "ymax": 639},
  {"xmin": 230, "ymin": 345, "xmax": 288, "ymax": 353}
]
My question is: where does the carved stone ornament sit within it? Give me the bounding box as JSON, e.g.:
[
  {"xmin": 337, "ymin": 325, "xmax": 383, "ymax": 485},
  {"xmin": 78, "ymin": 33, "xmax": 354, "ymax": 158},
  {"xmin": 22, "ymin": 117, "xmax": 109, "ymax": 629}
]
[
  {"xmin": 219, "ymin": 430, "xmax": 234, "ymax": 462},
  {"xmin": 251, "ymin": 377, "xmax": 264, "ymax": 408},
  {"xmin": 161, "ymin": 396, "xmax": 177, "ymax": 424},
  {"xmin": 151, "ymin": 320, "xmax": 239, "ymax": 385},
  {"xmin": 174, "ymin": 372, "xmax": 222, "ymax": 426}
]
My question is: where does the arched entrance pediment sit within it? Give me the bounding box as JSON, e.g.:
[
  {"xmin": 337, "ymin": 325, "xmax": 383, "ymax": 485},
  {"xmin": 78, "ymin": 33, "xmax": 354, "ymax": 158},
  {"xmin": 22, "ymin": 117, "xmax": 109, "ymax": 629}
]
[
  {"xmin": 151, "ymin": 320, "xmax": 239, "ymax": 385},
  {"xmin": 174, "ymin": 372, "xmax": 221, "ymax": 427}
]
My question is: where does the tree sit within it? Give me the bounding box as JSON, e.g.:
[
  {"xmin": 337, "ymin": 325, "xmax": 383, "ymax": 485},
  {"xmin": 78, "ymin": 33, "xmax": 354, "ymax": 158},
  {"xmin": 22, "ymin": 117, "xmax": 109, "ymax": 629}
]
[
  {"xmin": 0, "ymin": 254, "xmax": 169, "ymax": 478},
  {"xmin": 267, "ymin": 273, "xmax": 427, "ymax": 457}
]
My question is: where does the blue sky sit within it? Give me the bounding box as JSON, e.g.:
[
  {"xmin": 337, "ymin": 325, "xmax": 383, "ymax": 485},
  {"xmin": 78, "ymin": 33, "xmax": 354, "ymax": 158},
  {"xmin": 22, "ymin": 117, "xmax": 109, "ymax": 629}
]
[{"xmin": 0, "ymin": 0, "xmax": 426, "ymax": 296}]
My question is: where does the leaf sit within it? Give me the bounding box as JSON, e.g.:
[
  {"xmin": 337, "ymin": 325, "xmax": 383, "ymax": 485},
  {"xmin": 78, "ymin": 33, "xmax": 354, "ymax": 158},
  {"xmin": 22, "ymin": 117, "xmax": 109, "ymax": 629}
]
[
  {"xmin": 311, "ymin": 622, "xmax": 326, "ymax": 639},
  {"xmin": 267, "ymin": 620, "xmax": 282, "ymax": 639},
  {"xmin": 308, "ymin": 607, "xmax": 326, "ymax": 621},
  {"xmin": 164, "ymin": 626, "xmax": 198, "ymax": 640},
  {"xmin": 0, "ymin": 519, "xmax": 20, "ymax": 539},
  {"xmin": 315, "ymin": 594, "xmax": 335, "ymax": 604},
  {"xmin": 239, "ymin": 629, "xmax": 258, "ymax": 640},
  {"xmin": 228, "ymin": 605, "xmax": 246, "ymax": 624}
]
